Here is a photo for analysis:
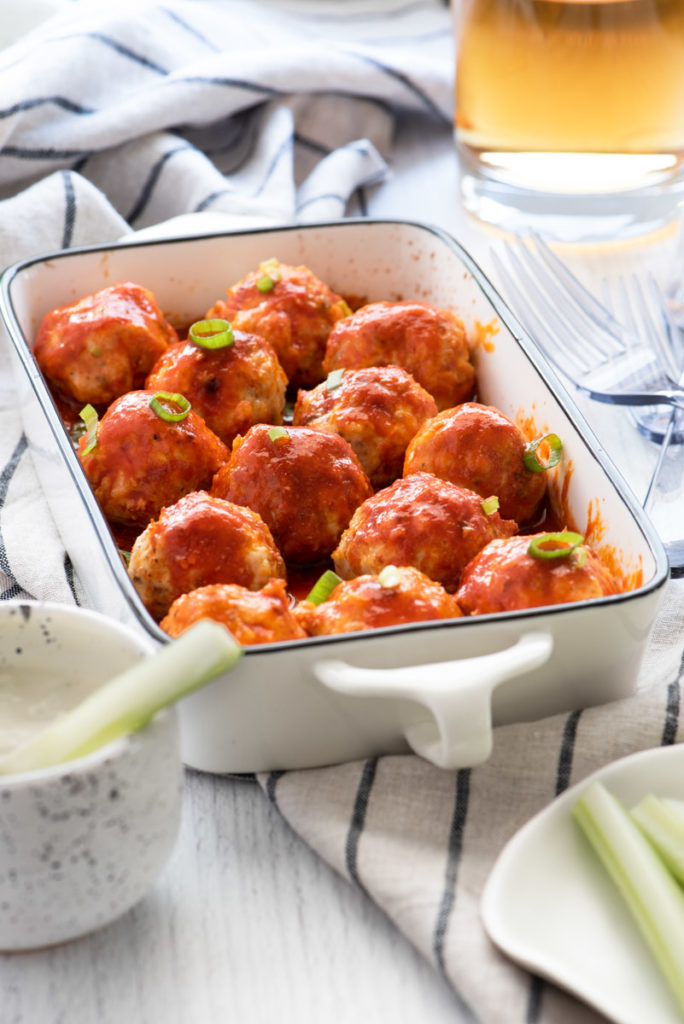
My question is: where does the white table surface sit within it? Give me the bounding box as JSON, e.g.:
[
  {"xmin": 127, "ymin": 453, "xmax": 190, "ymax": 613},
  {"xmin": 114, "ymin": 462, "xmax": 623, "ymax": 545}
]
[{"xmin": 1, "ymin": 112, "xmax": 678, "ymax": 1024}]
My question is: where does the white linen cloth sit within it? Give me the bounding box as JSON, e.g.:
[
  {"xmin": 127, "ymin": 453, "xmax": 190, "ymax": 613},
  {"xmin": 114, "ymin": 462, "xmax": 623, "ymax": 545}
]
[{"xmin": 0, "ymin": 4, "xmax": 682, "ymax": 1023}]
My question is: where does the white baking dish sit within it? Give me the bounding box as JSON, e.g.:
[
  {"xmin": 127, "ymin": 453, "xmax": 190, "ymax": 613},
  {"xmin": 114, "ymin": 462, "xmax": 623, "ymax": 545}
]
[{"xmin": 0, "ymin": 220, "xmax": 669, "ymax": 773}]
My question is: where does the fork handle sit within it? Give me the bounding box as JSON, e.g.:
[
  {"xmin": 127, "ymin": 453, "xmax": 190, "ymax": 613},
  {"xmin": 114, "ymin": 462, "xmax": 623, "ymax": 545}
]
[{"xmin": 583, "ymin": 387, "xmax": 684, "ymax": 410}]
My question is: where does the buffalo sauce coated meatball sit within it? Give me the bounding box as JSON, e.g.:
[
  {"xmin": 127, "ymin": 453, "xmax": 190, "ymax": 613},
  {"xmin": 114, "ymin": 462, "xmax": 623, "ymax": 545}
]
[
  {"xmin": 322, "ymin": 301, "xmax": 475, "ymax": 411},
  {"xmin": 292, "ymin": 366, "xmax": 438, "ymax": 490},
  {"xmin": 127, "ymin": 491, "xmax": 286, "ymax": 620},
  {"xmin": 145, "ymin": 326, "xmax": 287, "ymax": 447},
  {"xmin": 206, "ymin": 260, "xmax": 349, "ymax": 389},
  {"xmin": 295, "ymin": 565, "xmax": 462, "ymax": 637},
  {"xmin": 332, "ymin": 471, "xmax": 517, "ymax": 592},
  {"xmin": 211, "ymin": 424, "xmax": 373, "ymax": 564},
  {"xmin": 78, "ymin": 390, "xmax": 228, "ymax": 526},
  {"xmin": 404, "ymin": 402, "xmax": 549, "ymax": 526},
  {"xmin": 160, "ymin": 578, "xmax": 307, "ymax": 645},
  {"xmin": 34, "ymin": 282, "xmax": 177, "ymax": 407},
  {"xmin": 456, "ymin": 533, "xmax": 619, "ymax": 615}
]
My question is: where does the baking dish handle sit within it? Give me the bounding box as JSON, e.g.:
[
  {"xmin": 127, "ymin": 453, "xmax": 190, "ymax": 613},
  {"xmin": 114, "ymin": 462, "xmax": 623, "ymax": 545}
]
[{"xmin": 312, "ymin": 632, "xmax": 553, "ymax": 771}]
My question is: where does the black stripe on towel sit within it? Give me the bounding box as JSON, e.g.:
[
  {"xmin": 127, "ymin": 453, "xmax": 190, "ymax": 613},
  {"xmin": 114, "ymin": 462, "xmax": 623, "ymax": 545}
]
[
  {"xmin": 345, "ymin": 756, "xmax": 378, "ymax": 898},
  {"xmin": 57, "ymin": 32, "xmax": 169, "ymax": 75},
  {"xmin": 555, "ymin": 709, "xmax": 582, "ymax": 796},
  {"xmin": 0, "ymin": 97, "xmax": 95, "ymax": 120},
  {"xmin": 342, "ymin": 50, "xmax": 450, "ymax": 126},
  {"xmin": 61, "ymin": 170, "xmax": 76, "ymax": 249},
  {"xmin": 264, "ymin": 770, "xmax": 286, "ymax": 807},
  {"xmin": 662, "ymin": 670, "xmax": 682, "ymax": 746},
  {"xmin": 125, "ymin": 143, "xmax": 193, "ymax": 224},
  {"xmin": 433, "ymin": 767, "xmax": 469, "ymax": 973},
  {"xmin": 160, "ymin": 7, "xmax": 221, "ymax": 52},
  {"xmin": 63, "ymin": 553, "xmax": 80, "ymax": 606},
  {"xmin": 433, "ymin": 768, "xmax": 480, "ymax": 1022},
  {"xmin": 0, "ymin": 435, "xmax": 35, "ymax": 601},
  {"xmin": 527, "ymin": 709, "xmax": 583, "ymax": 1022}
]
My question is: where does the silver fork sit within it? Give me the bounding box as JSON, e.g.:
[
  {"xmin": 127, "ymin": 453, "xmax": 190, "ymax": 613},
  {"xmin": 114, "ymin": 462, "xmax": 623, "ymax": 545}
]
[
  {"xmin": 491, "ymin": 233, "xmax": 684, "ymax": 575},
  {"xmin": 491, "ymin": 234, "xmax": 684, "ymax": 417}
]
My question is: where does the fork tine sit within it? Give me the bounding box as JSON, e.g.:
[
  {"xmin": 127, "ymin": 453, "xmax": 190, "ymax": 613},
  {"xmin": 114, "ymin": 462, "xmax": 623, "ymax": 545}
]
[
  {"xmin": 491, "ymin": 246, "xmax": 590, "ymax": 377},
  {"xmin": 645, "ymin": 275, "xmax": 684, "ymax": 381},
  {"xmin": 507, "ymin": 237, "xmax": 623, "ymax": 363},
  {"xmin": 529, "ymin": 232, "xmax": 628, "ymax": 358}
]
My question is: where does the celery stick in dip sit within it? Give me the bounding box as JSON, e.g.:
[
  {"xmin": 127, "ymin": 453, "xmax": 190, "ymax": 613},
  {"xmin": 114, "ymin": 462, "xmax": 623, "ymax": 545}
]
[{"xmin": 0, "ymin": 619, "xmax": 241, "ymax": 774}]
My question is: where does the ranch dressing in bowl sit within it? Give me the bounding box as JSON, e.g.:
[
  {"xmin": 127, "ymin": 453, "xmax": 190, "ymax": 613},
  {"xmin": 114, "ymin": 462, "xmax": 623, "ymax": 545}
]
[{"xmin": 0, "ymin": 667, "xmax": 97, "ymax": 758}]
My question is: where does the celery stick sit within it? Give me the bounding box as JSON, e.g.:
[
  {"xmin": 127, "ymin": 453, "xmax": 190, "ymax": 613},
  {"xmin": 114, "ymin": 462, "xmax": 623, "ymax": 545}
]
[
  {"xmin": 632, "ymin": 795, "xmax": 684, "ymax": 886},
  {"xmin": 0, "ymin": 619, "xmax": 241, "ymax": 774},
  {"xmin": 573, "ymin": 781, "xmax": 684, "ymax": 1017}
]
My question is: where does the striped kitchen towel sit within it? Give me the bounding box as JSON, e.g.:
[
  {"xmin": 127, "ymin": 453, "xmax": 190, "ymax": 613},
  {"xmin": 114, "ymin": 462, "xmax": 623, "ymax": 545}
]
[{"xmin": 258, "ymin": 589, "xmax": 684, "ymax": 1024}]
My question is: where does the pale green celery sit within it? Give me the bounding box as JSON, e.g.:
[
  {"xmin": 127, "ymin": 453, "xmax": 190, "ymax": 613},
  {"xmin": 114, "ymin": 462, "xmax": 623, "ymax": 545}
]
[
  {"xmin": 632, "ymin": 795, "xmax": 684, "ymax": 887},
  {"xmin": 0, "ymin": 619, "xmax": 241, "ymax": 775},
  {"xmin": 573, "ymin": 781, "xmax": 684, "ymax": 1017}
]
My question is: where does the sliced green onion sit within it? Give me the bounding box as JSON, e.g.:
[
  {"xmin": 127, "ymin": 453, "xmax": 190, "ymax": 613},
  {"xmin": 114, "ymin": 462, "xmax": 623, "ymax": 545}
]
[
  {"xmin": 573, "ymin": 781, "xmax": 684, "ymax": 1017},
  {"xmin": 79, "ymin": 404, "xmax": 99, "ymax": 455},
  {"xmin": 574, "ymin": 546, "xmax": 587, "ymax": 568},
  {"xmin": 378, "ymin": 565, "xmax": 402, "ymax": 588},
  {"xmin": 326, "ymin": 368, "xmax": 345, "ymax": 392},
  {"xmin": 188, "ymin": 318, "xmax": 234, "ymax": 350},
  {"xmin": 149, "ymin": 391, "xmax": 191, "ymax": 422},
  {"xmin": 523, "ymin": 432, "xmax": 563, "ymax": 472},
  {"xmin": 528, "ymin": 531, "xmax": 584, "ymax": 561},
  {"xmin": 0, "ymin": 620, "xmax": 242, "ymax": 774},
  {"xmin": 481, "ymin": 495, "xmax": 500, "ymax": 516},
  {"xmin": 256, "ymin": 275, "xmax": 275, "ymax": 293},
  {"xmin": 259, "ymin": 258, "xmax": 282, "ymax": 281},
  {"xmin": 119, "ymin": 549, "xmax": 131, "ymax": 567},
  {"xmin": 305, "ymin": 569, "xmax": 342, "ymax": 605},
  {"xmin": 267, "ymin": 426, "xmax": 289, "ymax": 443},
  {"xmin": 337, "ymin": 299, "xmax": 353, "ymax": 317}
]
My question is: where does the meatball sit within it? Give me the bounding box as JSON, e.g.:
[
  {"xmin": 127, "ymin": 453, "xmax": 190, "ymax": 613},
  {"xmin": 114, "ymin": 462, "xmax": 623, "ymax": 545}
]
[
  {"xmin": 322, "ymin": 301, "xmax": 475, "ymax": 411},
  {"xmin": 34, "ymin": 282, "xmax": 177, "ymax": 407},
  {"xmin": 456, "ymin": 533, "xmax": 619, "ymax": 614},
  {"xmin": 160, "ymin": 578, "xmax": 307, "ymax": 645},
  {"xmin": 404, "ymin": 402, "xmax": 550, "ymax": 525},
  {"xmin": 332, "ymin": 471, "xmax": 517, "ymax": 592},
  {"xmin": 292, "ymin": 366, "xmax": 438, "ymax": 490},
  {"xmin": 127, "ymin": 491, "xmax": 286, "ymax": 620},
  {"xmin": 295, "ymin": 565, "xmax": 462, "ymax": 637},
  {"xmin": 145, "ymin": 325, "xmax": 287, "ymax": 447},
  {"xmin": 206, "ymin": 260, "xmax": 349, "ymax": 389},
  {"xmin": 78, "ymin": 389, "xmax": 228, "ymax": 526},
  {"xmin": 211, "ymin": 424, "xmax": 373, "ymax": 564}
]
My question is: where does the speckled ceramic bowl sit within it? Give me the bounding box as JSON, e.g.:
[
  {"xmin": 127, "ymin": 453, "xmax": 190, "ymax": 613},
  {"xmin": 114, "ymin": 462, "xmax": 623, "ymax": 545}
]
[{"xmin": 0, "ymin": 601, "xmax": 182, "ymax": 951}]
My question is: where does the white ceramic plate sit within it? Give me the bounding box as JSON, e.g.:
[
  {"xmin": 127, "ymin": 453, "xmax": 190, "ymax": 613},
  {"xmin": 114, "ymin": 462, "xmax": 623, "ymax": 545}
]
[{"xmin": 481, "ymin": 743, "xmax": 684, "ymax": 1024}]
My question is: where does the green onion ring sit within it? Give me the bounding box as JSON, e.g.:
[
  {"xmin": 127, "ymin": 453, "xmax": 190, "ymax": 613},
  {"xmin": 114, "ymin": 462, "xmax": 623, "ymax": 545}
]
[
  {"xmin": 528, "ymin": 531, "xmax": 584, "ymax": 561},
  {"xmin": 523, "ymin": 432, "xmax": 562, "ymax": 472},
  {"xmin": 378, "ymin": 565, "xmax": 402, "ymax": 588},
  {"xmin": 256, "ymin": 275, "xmax": 275, "ymax": 293},
  {"xmin": 267, "ymin": 426, "xmax": 289, "ymax": 443},
  {"xmin": 149, "ymin": 391, "xmax": 191, "ymax": 422},
  {"xmin": 305, "ymin": 569, "xmax": 342, "ymax": 605},
  {"xmin": 188, "ymin": 318, "xmax": 234, "ymax": 350},
  {"xmin": 79, "ymin": 404, "xmax": 99, "ymax": 455},
  {"xmin": 326, "ymin": 368, "xmax": 345, "ymax": 392},
  {"xmin": 481, "ymin": 495, "xmax": 500, "ymax": 516}
]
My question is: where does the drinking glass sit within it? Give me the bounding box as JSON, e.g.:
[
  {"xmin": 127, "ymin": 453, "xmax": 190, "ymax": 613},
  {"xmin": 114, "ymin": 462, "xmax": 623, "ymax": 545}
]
[{"xmin": 454, "ymin": 0, "xmax": 684, "ymax": 242}]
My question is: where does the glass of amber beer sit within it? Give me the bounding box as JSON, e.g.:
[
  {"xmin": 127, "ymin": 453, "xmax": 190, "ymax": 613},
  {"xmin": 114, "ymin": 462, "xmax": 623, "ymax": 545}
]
[{"xmin": 454, "ymin": 0, "xmax": 684, "ymax": 241}]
